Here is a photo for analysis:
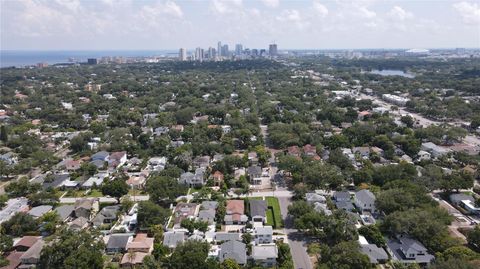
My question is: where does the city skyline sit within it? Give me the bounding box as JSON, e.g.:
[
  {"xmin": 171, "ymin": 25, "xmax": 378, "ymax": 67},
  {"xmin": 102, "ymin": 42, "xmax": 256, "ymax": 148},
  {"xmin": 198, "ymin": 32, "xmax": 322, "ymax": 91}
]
[{"xmin": 1, "ymin": 0, "xmax": 479, "ymax": 50}]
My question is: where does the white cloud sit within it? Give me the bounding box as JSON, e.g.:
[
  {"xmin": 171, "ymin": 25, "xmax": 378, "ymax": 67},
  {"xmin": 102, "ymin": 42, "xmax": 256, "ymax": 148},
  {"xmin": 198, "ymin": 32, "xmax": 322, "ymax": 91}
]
[
  {"xmin": 261, "ymin": 0, "xmax": 279, "ymax": 8},
  {"xmin": 388, "ymin": 6, "xmax": 413, "ymax": 21},
  {"xmin": 211, "ymin": 0, "xmax": 242, "ymax": 14},
  {"xmin": 453, "ymin": 1, "xmax": 480, "ymax": 25},
  {"xmin": 312, "ymin": 0, "xmax": 328, "ymax": 17},
  {"xmin": 277, "ymin": 9, "xmax": 301, "ymax": 22},
  {"xmin": 358, "ymin": 6, "xmax": 376, "ymax": 19}
]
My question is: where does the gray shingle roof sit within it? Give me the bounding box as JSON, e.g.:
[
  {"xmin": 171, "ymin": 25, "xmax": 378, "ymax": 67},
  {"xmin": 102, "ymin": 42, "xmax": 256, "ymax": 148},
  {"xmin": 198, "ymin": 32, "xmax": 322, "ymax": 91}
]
[
  {"xmin": 249, "ymin": 200, "xmax": 267, "ymax": 218},
  {"xmin": 219, "ymin": 240, "xmax": 247, "ymax": 265},
  {"xmin": 163, "ymin": 231, "xmax": 186, "ymax": 248},
  {"xmin": 361, "ymin": 244, "xmax": 388, "ymax": 264},
  {"xmin": 54, "ymin": 205, "xmax": 74, "ymax": 221},
  {"xmin": 355, "ymin": 190, "xmax": 375, "ymax": 204},
  {"xmin": 107, "ymin": 234, "xmax": 132, "ymax": 250},
  {"xmin": 27, "ymin": 205, "xmax": 52, "ymax": 218}
]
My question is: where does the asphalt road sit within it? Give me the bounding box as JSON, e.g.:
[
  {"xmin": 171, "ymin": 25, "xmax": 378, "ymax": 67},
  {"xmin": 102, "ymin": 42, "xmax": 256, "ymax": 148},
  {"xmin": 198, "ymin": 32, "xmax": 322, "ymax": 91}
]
[{"xmin": 278, "ymin": 196, "xmax": 313, "ymax": 269}]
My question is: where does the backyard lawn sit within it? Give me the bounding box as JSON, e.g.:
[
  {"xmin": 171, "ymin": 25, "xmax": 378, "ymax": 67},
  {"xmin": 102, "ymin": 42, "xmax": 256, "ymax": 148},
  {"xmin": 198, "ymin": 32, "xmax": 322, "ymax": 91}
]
[{"xmin": 266, "ymin": 197, "xmax": 283, "ymax": 229}]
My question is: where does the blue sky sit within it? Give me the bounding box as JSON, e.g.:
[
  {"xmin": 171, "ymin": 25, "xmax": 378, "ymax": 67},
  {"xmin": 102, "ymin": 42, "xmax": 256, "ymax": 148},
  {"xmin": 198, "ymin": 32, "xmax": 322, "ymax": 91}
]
[{"xmin": 1, "ymin": 0, "xmax": 479, "ymax": 50}]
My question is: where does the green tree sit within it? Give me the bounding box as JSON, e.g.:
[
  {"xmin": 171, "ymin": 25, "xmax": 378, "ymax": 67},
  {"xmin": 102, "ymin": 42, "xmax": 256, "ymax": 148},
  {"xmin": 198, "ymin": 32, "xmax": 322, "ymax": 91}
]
[
  {"xmin": 146, "ymin": 176, "xmax": 187, "ymax": 206},
  {"xmin": 358, "ymin": 225, "xmax": 386, "ymax": 247},
  {"xmin": 101, "ymin": 178, "xmax": 129, "ymax": 200},
  {"xmin": 318, "ymin": 241, "xmax": 372, "ymax": 269},
  {"xmin": 1, "ymin": 212, "xmax": 37, "ymax": 236},
  {"xmin": 137, "ymin": 201, "xmax": 170, "ymax": 229},
  {"xmin": 5, "ymin": 177, "xmax": 41, "ymax": 198},
  {"xmin": 38, "ymin": 229, "xmax": 104, "ymax": 269},
  {"xmin": 220, "ymin": 259, "xmax": 241, "ymax": 269},
  {"xmin": 164, "ymin": 241, "xmax": 210, "ymax": 269},
  {"xmin": 0, "ymin": 125, "xmax": 8, "ymax": 143},
  {"xmin": 467, "ymin": 225, "xmax": 480, "ymax": 249}
]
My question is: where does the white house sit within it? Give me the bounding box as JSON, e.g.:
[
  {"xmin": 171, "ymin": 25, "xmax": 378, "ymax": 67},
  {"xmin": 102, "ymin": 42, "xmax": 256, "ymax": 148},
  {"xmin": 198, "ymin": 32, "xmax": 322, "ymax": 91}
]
[{"xmin": 354, "ymin": 190, "xmax": 376, "ymax": 212}]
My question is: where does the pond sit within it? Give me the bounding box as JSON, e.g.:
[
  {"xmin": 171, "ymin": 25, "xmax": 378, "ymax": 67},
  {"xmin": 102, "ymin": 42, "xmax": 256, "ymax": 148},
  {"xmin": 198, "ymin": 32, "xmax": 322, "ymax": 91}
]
[{"xmin": 368, "ymin": 69, "xmax": 415, "ymax": 78}]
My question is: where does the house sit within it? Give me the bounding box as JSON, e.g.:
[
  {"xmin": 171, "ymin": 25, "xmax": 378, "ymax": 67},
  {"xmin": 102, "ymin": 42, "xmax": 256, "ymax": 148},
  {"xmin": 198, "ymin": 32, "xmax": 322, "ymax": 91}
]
[
  {"xmin": 92, "ymin": 205, "xmax": 120, "ymax": 227},
  {"xmin": 417, "ymin": 150, "xmax": 431, "ymax": 161},
  {"xmin": 69, "ymin": 216, "xmax": 89, "ymax": 230},
  {"xmin": 198, "ymin": 201, "xmax": 218, "ymax": 225},
  {"xmin": 252, "ymin": 245, "xmax": 278, "ymax": 267},
  {"xmin": 74, "ymin": 198, "xmax": 98, "ymax": 219},
  {"xmin": 82, "ymin": 172, "xmax": 109, "ymax": 188},
  {"xmin": 254, "ymin": 226, "xmax": 273, "ymax": 244},
  {"xmin": 64, "ymin": 158, "xmax": 82, "ymax": 171},
  {"xmin": 249, "ymin": 200, "xmax": 267, "ymax": 223},
  {"xmin": 192, "ymin": 156, "xmax": 211, "ymax": 169},
  {"xmin": 126, "ymin": 233, "xmax": 154, "ymax": 253},
  {"xmin": 287, "ymin": 146, "xmax": 301, "ymax": 157},
  {"xmin": 147, "ymin": 157, "xmax": 167, "ymax": 171},
  {"xmin": 421, "ymin": 142, "xmax": 451, "ymax": 158},
  {"xmin": 20, "ymin": 239, "xmax": 44, "ymax": 267},
  {"xmin": 0, "ymin": 152, "xmax": 17, "ymax": 166},
  {"xmin": 54, "ymin": 205, "xmax": 74, "ymax": 222},
  {"xmin": 173, "ymin": 203, "xmax": 198, "ymax": 228},
  {"xmin": 120, "ymin": 252, "xmax": 149, "ymax": 268},
  {"xmin": 358, "ymin": 111, "xmax": 372, "ymax": 120},
  {"xmin": 224, "ymin": 200, "xmax": 248, "ymax": 225},
  {"xmin": 106, "ymin": 234, "xmax": 133, "ymax": 254},
  {"xmin": 171, "ymin": 125, "xmax": 184, "ymax": 132},
  {"xmin": 3, "ymin": 251, "xmax": 24, "ymax": 269},
  {"xmin": 215, "ymin": 232, "xmax": 241, "ymax": 243},
  {"xmin": 179, "ymin": 168, "xmax": 205, "ymax": 187},
  {"xmin": 212, "ymin": 171, "xmax": 224, "ymax": 186},
  {"xmin": 153, "ymin": 126, "xmax": 169, "ymax": 136},
  {"xmin": 247, "ymin": 165, "xmax": 262, "ymax": 180},
  {"xmin": 163, "ymin": 231, "xmax": 186, "ymax": 249},
  {"xmin": 0, "ymin": 197, "xmax": 29, "ymax": 224},
  {"xmin": 14, "ymin": 236, "xmax": 40, "ymax": 252},
  {"xmin": 221, "ymin": 125, "xmax": 232, "ymax": 134},
  {"xmin": 247, "ymin": 152, "xmax": 258, "ymax": 165},
  {"xmin": 109, "ymin": 151, "xmax": 128, "ymax": 168},
  {"xmin": 313, "ymin": 202, "xmax": 332, "ymax": 215},
  {"xmin": 335, "ymin": 201, "xmax": 355, "ymax": 211},
  {"xmin": 354, "ymin": 190, "xmax": 376, "ymax": 212},
  {"xmin": 27, "ymin": 205, "xmax": 52, "ymax": 219},
  {"xmin": 91, "ymin": 151, "xmax": 109, "ymax": 162},
  {"xmin": 353, "ymin": 147, "xmax": 371, "ymax": 159},
  {"xmin": 387, "ymin": 235, "xmax": 434, "ymax": 265},
  {"xmin": 303, "ymin": 144, "xmax": 317, "ymax": 157},
  {"xmin": 360, "ymin": 244, "xmax": 389, "ymax": 264},
  {"xmin": 449, "ymin": 193, "xmax": 475, "ymax": 206},
  {"xmin": 219, "ymin": 240, "xmax": 247, "ymax": 265},
  {"xmin": 333, "ymin": 191, "xmax": 351, "ymax": 202},
  {"xmin": 43, "ymin": 173, "xmax": 70, "ymax": 189},
  {"xmin": 450, "ymin": 193, "xmax": 480, "ymax": 215},
  {"xmin": 306, "ymin": 193, "xmax": 326, "ymax": 204},
  {"xmin": 90, "ymin": 159, "xmax": 106, "ymax": 169}
]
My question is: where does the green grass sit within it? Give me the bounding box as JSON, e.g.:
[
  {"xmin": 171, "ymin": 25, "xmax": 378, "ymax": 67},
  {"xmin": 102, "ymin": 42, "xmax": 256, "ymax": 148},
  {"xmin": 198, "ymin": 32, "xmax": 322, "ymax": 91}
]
[
  {"xmin": 265, "ymin": 208, "xmax": 275, "ymax": 227},
  {"xmin": 266, "ymin": 197, "xmax": 283, "ymax": 229},
  {"xmin": 88, "ymin": 189, "xmax": 103, "ymax": 197}
]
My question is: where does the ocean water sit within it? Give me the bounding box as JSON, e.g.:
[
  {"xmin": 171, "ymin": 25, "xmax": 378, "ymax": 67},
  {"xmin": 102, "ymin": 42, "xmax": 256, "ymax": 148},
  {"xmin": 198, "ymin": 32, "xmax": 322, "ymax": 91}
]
[{"xmin": 0, "ymin": 50, "xmax": 178, "ymax": 68}]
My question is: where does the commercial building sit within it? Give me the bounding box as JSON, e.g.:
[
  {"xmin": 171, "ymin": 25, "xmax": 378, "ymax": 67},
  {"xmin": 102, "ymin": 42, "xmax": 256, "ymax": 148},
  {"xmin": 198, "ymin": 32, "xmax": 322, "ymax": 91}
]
[
  {"xmin": 269, "ymin": 44, "xmax": 278, "ymax": 56},
  {"xmin": 179, "ymin": 48, "xmax": 187, "ymax": 61}
]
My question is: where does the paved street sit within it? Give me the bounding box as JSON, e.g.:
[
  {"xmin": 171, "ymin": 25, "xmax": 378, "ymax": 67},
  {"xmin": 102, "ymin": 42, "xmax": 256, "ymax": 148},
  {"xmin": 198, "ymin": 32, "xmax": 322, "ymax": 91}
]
[{"xmin": 278, "ymin": 196, "xmax": 313, "ymax": 269}]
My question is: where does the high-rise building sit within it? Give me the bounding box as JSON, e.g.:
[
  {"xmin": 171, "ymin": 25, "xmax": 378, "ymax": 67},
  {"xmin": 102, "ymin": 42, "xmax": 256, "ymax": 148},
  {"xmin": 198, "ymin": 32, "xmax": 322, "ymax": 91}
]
[
  {"xmin": 222, "ymin": 44, "xmax": 229, "ymax": 57},
  {"xmin": 87, "ymin": 58, "xmax": 98, "ymax": 65},
  {"xmin": 195, "ymin": 47, "xmax": 204, "ymax": 61},
  {"xmin": 268, "ymin": 44, "xmax": 278, "ymax": 56},
  {"xmin": 235, "ymin": 44, "xmax": 243, "ymax": 55},
  {"xmin": 217, "ymin": 41, "xmax": 222, "ymax": 57},
  {"xmin": 179, "ymin": 48, "xmax": 187, "ymax": 61},
  {"xmin": 208, "ymin": 47, "xmax": 216, "ymax": 59}
]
